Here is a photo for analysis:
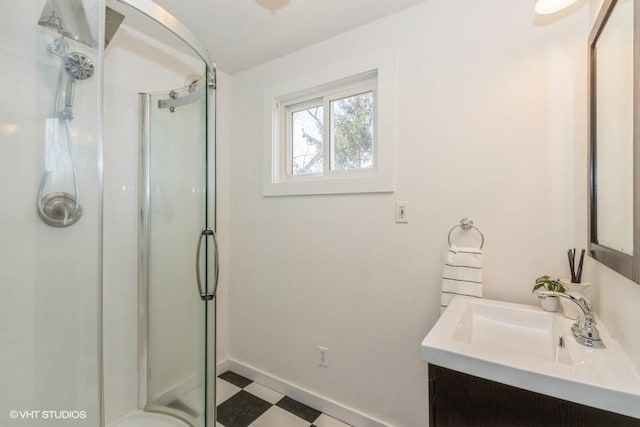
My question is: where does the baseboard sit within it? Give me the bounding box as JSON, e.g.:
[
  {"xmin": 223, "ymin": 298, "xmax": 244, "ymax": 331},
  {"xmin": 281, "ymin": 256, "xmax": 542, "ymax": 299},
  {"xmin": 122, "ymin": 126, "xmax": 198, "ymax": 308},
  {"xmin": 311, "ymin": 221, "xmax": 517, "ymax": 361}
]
[
  {"xmin": 217, "ymin": 358, "xmax": 391, "ymax": 427},
  {"xmin": 216, "ymin": 358, "xmax": 231, "ymax": 376},
  {"xmin": 150, "ymin": 373, "xmax": 199, "ymax": 407}
]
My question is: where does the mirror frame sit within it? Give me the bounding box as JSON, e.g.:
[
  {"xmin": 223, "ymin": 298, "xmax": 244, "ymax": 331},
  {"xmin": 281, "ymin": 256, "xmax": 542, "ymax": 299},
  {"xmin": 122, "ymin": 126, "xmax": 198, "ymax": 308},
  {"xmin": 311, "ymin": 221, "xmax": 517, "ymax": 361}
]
[{"xmin": 589, "ymin": 0, "xmax": 640, "ymax": 283}]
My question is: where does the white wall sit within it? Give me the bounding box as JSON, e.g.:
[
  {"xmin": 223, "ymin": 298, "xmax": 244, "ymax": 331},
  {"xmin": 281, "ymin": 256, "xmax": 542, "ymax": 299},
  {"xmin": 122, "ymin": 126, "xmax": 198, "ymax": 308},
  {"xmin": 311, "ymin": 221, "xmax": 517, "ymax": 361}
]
[
  {"xmin": 583, "ymin": 0, "xmax": 640, "ymax": 368},
  {"xmin": 228, "ymin": 1, "xmax": 589, "ymax": 425}
]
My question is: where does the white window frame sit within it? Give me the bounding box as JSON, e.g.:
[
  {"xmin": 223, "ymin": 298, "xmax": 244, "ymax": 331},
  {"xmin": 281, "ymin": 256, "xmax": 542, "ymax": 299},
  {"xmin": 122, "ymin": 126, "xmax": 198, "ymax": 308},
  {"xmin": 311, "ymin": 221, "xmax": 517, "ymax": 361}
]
[{"xmin": 263, "ymin": 53, "xmax": 395, "ymax": 196}]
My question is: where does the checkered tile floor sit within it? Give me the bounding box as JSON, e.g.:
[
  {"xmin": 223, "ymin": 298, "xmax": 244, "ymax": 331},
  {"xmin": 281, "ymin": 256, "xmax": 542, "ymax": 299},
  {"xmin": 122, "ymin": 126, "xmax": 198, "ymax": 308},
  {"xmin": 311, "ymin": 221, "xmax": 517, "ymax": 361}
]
[{"xmin": 217, "ymin": 371, "xmax": 351, "ymax": 427}]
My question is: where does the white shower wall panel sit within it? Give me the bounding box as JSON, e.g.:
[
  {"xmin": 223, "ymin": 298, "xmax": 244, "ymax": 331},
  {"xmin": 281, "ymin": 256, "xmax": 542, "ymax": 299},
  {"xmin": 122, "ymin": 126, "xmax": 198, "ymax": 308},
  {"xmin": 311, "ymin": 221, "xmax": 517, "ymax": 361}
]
[{"xmin": 0, "ymin": 1, "xmax": 101, "ymax": 425}]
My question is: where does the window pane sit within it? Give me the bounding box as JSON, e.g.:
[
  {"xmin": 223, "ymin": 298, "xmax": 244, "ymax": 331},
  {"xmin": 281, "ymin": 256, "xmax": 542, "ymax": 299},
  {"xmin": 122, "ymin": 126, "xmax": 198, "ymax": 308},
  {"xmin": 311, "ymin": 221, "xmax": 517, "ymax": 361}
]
[
  {"xmin": 291, "ymin": 106, "xmax": 323, "ymax": 175},
  {"xmin": 330, "ymin": 91, "xmax": 374, "ymax": 170}
]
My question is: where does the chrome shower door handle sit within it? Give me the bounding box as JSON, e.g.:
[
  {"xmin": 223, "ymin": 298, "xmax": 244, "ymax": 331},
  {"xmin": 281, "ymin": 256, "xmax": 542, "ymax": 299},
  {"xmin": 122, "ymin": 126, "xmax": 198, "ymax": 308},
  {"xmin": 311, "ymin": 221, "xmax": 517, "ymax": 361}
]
[
  {"xmin": 209, "ymin": 227, "xmax": 220, "ymax": 300},
  {"xmin": 195, "ymin": 228, "xmax": 219, "ymax": 301}
]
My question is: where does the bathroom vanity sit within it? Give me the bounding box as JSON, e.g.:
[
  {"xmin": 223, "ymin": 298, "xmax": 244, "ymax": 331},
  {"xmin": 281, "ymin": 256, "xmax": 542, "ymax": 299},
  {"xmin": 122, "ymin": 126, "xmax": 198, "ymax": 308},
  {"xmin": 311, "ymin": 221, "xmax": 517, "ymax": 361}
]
[
  {"xmin": 428, "ymin": 364, "xmax": 638, "ymax": 426},
  {"xmin": 421, "ymin": 297, "xmax": 640, "ymax": 426}
]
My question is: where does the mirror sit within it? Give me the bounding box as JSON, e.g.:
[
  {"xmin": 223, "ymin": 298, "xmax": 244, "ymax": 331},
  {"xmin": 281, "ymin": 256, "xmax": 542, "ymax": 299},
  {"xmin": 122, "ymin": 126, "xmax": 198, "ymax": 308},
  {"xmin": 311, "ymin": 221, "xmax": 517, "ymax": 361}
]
[{"xmin": 589, "ymin": 0, "xmax": 639, "ymax": 282}]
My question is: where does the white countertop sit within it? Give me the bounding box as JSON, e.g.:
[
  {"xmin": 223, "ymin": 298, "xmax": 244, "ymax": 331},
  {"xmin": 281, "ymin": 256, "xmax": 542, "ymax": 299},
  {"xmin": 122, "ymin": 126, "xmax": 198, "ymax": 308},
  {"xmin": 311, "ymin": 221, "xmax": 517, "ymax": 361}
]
[{"xmin": 421, "ymin": 296, "xmax": 640, "ymax": 419}]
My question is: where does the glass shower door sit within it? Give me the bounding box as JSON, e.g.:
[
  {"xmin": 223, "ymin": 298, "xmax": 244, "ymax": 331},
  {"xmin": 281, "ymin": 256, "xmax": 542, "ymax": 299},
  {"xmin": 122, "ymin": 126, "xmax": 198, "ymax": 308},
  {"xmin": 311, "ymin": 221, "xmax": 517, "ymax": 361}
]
[{"xmin": 140, "ymin": 77, "xmax": 212, "ymax": 426}]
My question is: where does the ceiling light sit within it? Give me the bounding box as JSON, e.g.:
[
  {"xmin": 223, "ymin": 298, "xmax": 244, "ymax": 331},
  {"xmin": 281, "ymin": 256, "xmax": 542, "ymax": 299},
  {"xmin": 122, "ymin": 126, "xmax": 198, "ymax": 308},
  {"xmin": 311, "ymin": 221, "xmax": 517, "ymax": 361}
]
[{"xmin": 534, "ymin": 0, "xmax": 579, "ymax": 15}]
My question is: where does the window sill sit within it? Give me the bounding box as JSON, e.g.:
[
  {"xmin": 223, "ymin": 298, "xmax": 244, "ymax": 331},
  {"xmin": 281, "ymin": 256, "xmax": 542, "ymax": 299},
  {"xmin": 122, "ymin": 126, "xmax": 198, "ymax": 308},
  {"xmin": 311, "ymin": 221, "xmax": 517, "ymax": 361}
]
[{"xmin": 263, "ymin": 173, "xmax": 394, "ymax": 197}]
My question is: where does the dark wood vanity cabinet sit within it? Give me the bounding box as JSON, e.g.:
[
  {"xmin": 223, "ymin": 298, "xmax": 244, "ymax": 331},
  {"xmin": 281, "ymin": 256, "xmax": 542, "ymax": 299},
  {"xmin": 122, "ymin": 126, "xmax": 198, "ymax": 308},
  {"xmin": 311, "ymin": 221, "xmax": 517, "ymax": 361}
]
[{"xmin": 428, "ymin": 364, "xmax": 640, "ymax": 426}]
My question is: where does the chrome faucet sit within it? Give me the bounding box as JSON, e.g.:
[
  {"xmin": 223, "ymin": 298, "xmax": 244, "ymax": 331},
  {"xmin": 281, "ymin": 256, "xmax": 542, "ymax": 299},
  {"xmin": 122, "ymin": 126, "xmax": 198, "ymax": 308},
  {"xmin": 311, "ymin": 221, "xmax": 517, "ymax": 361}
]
[{"xmin": 537, "ymin": 291, "xmax": 606, "ymax": 349}]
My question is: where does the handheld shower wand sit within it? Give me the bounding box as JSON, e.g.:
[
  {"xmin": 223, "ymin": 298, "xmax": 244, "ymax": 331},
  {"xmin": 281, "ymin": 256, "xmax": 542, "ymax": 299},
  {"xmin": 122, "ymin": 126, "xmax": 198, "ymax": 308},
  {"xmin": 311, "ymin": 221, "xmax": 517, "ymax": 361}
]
[
  {"xmin": 36, "ymin": 0, "xmax": 123, "ymax": 227},
  {"xmin": 37, "ymin": 49, "xmax": 94, "ymax": 227}
]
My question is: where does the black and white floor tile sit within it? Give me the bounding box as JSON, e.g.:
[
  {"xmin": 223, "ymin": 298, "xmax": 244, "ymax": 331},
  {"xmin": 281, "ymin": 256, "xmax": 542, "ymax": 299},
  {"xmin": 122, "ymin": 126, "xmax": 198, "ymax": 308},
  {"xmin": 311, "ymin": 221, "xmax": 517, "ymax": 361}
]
[{"xmin": 217, "ymin": 371, "xmax": 351, "ymax": 427}]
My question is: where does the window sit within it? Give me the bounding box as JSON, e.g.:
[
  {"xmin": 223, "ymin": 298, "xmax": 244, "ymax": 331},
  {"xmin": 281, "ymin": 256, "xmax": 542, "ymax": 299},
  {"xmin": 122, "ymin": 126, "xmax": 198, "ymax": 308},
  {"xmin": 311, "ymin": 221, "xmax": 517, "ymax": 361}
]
[
  {"xmin": 263, "ymin": 54, "xmax": 395, "ymax": 196},
  {"xmin": 284, "ymin": 77, "xmax": 375, "ymax": 179}
]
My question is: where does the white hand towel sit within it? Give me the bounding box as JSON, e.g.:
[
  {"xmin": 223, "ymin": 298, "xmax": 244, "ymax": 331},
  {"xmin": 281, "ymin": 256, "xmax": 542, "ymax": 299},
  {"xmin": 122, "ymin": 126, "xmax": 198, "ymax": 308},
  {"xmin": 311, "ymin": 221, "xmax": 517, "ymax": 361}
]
[{"xmin": 441, "ymin": 246, "xmax": 483, "ymax": 313}]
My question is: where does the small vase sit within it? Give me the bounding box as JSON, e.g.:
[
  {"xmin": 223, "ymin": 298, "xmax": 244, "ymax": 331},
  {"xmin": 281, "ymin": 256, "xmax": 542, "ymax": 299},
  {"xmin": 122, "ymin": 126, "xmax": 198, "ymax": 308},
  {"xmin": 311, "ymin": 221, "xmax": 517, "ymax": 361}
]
[
  {"xmin": 562, "ymin": 280, "xmax": 592, "ymax": 299},
  {"xmin": 540, "ymin": 295, "xmax": 559, "ymax": 312}
]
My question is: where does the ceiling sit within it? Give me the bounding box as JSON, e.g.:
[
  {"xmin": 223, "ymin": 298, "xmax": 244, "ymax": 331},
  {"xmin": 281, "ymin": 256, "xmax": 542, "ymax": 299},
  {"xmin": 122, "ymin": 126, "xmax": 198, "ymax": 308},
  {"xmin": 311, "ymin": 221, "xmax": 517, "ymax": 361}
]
[{"xmin": 149, "ymin": 0, "xmax": 429, "ymax": 74}]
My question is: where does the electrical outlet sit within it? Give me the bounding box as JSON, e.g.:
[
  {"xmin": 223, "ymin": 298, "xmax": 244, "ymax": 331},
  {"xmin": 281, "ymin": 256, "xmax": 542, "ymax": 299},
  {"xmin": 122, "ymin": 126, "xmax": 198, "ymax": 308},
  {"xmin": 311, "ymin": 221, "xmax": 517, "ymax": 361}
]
[
  {"xmin": 395, "ymin": 201, "xmax": 408, "ymax": 223},
  {"xmin": 318, "ymin": 346, "xmax": 329, "ymax": 367}
]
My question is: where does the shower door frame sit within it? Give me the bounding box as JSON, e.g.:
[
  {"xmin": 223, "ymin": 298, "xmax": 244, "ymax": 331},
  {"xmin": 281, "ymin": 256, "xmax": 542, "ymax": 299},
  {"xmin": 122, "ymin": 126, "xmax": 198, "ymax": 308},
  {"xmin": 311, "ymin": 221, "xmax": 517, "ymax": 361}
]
[
  {"xmin": 114, "ymin": 0, "xmax": 214, "ymax": 70},
  {"xmin": 120, "ymin": 0, "xmax": 217, "ymax": 425},
  {"xmin": 138, "ymin": 80, "xmax": 216, "ymax": 426}
]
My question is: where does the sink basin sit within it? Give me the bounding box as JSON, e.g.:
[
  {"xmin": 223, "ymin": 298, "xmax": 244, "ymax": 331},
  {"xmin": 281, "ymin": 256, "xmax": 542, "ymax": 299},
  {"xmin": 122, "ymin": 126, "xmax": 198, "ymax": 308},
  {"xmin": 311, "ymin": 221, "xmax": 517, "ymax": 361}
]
[
  {"xmin": 452, "ymin": 301, "xmax": 572, "ymax": 364},
  {"xmin": 422, "ymin": 296, "xmax": 640, "ymax": 419}
]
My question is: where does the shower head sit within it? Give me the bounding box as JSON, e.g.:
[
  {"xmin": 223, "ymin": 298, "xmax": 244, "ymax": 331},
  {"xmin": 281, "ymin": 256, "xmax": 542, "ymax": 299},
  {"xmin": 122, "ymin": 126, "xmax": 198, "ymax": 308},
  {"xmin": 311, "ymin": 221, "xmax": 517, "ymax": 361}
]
[
  {"xmin": 38, "ymin": 0, "xmax": 125, "ymax": 49},
  {"xmin": 59, "ymin": 51, "xmax": 95, "ymax": 120},
  {"xmin": 64, "ymin": 52, "xmax": 94, "ymax": 81}
]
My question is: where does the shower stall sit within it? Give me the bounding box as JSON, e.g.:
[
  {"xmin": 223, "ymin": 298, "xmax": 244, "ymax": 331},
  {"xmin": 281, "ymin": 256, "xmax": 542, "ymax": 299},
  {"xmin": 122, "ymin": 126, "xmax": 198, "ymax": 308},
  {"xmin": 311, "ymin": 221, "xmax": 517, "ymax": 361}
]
[{"xmin": 0, "ymin": 0, "xmax": 217, "ymax": 426}]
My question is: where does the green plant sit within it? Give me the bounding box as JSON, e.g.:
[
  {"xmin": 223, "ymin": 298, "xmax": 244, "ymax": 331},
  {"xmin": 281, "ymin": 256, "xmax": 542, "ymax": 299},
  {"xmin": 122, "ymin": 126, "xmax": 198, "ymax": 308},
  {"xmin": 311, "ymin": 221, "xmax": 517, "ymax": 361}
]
[{"xmin": 532, "ymin": 275, "xmax": 566, "ymax": 293}]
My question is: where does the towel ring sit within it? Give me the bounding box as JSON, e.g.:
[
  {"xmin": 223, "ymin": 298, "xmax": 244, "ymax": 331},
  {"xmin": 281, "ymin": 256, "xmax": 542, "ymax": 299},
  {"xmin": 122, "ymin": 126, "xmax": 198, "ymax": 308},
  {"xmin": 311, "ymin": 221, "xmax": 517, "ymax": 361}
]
[{"xmin": 447, "ymin": 218, "xmax": 485, "ymax": 249}]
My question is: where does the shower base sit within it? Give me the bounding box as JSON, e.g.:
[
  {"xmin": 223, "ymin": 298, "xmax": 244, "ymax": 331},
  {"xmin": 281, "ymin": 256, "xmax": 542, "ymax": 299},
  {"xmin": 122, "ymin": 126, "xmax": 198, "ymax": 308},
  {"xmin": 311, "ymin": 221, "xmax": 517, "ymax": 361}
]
[{"xmin": 108, "ymin": 411, "xmax": 190, "ymax": 427}]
